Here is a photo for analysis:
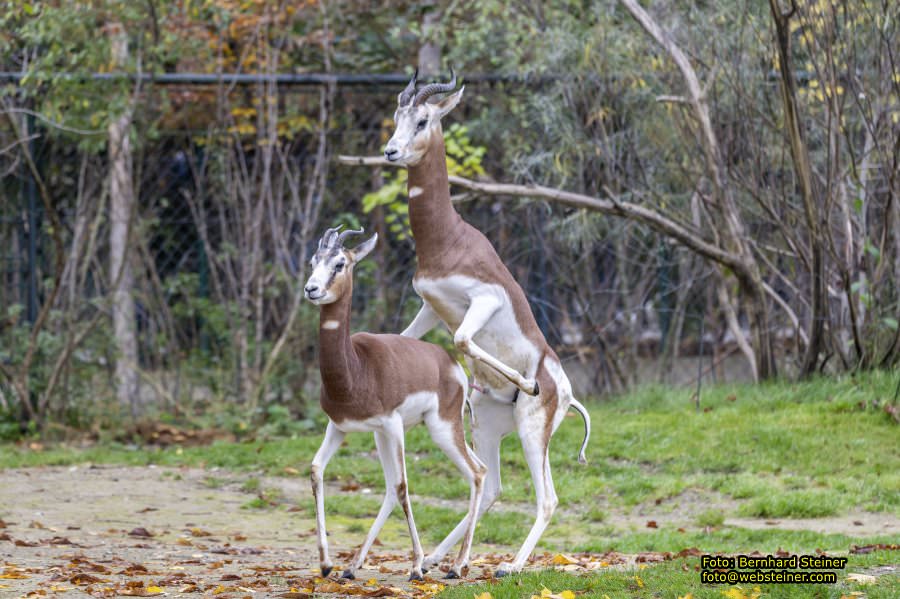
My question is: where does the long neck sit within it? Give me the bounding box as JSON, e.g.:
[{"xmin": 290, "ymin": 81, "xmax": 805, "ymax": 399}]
[
  {"xmin": 407, "ymin": 133, "xmax": 464, "ymax": 256},
  {"xmin": 317, "ymin": 285, "xmax": 357, "ymax": 398}
]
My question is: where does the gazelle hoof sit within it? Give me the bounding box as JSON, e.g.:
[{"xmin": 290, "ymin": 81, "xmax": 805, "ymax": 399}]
[
  {"xmin": 320, "ymin": 566, "xmax": 332, "ymax": 577},
  {"xmin": 408, "ymin": 571, "xmax": 424, "ymax": 582},
  {"xmin": 340, "ymin": 570, "xmax": 355, "ymax": 580},
  {"xmin": 495, "ymin": 569, "xmax": 510, "ymax": 578},
  {"xmin": 444, "ymin": 570, "xmax": 460, "ymax": 579},
  {"xmin": 521, "ymin": 379, "xmax": 539, "ymax": 396}
]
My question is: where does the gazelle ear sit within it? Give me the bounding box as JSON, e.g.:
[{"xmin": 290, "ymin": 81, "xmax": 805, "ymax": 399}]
[
  {"xmin": 350, "ymin": 233, "xmax": 378, "ymax": 262},
  {"xmin": 433, "ymin": 85, "xmax": 464, "ymax": 119}
]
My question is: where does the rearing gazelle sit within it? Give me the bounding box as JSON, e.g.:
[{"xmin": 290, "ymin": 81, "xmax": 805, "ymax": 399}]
[
  {"xmin": 382, "ymin": 70, "xmax": 591, "ymax": 576},
  {"xmin": 305, "ymin": 225, "xmax": 486, "ymax": 581}
]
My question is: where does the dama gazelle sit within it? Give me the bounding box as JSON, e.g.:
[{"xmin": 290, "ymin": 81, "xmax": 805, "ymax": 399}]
[
  {"xmin": 383, "ymin": 71, "xmax": 591, "ymax": 576},
  {"xmin": 305, "ymin": 225, "xmax": 486, "ymax": 581}
]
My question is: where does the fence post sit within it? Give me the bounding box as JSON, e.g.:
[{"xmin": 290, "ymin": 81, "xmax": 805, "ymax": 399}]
[{"xmin": 25, "ymin": 112, "xmax": 38, "ymax": 325}]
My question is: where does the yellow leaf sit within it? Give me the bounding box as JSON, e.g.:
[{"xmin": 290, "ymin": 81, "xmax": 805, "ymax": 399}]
[
  {"xmin": 284, "ymin": 466, "xmax": 300, "ymax": 475},
  {"xmin": 678, "ymin": 594, "xmax": 693, "ymax": 599},
  {"xmin": 146, "ymin": 586, "xmax": 164, "ymax": 594},
  {"xmin": 634, "ymin": 575, "xmax": 644, "ymax": 588},
  {"xmin": 551, "ymin": 553, "xmax": 578, "ymax": 565},
  {"xmin": 474, "ymin": 593, "xmax": 493, "ymax": 599},
  {"xmin": 559, "ymin": 591, "xmax": 576, "ymax": 599},
  {"xmin": 213, "ymin": 585, "xmax": 228, "ymax": 594}
]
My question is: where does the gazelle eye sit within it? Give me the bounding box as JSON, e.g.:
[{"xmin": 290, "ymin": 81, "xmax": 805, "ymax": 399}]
[
  {"xmin": 334, "ymin": 261, "xmax": 345, "ymax": 272},
  {"xmin": 416, "ymin": 119, "xmax": 428, "ymax": 131}
]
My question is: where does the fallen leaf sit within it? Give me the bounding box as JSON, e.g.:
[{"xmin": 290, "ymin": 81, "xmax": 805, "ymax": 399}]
[
  {"xmin": 284, "ymin": 467, "xmax": 300, "ymax": 475},
  {"xmin": 678, "ymin": 594, "xmax": 694, "ymax": 599},
  {"xmin": 646, "ymin": 520, "xmax": 658, "ymax": 529},
  {"xmin": 550, "ymin": 553, "xmax": 578, "ymax": 565},
  {"xmin": 473, "ymin": 593, "xmax": 493, "ymax": 599},
  {"xmin": 128, "ymin": 527, "xmax": 154, "ymax": 538},
  {"xmin": 190, "ymin": 527, "xmax": 212, "ymax": 537}
]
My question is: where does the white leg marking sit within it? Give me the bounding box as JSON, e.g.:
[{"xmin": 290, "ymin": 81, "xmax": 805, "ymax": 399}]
[
  {"xmin": 345, "ymin": 431, "xmax": 398, "ymax": 576},
  {"xmin": 423, "ymin": 408, "xmax": 486, "ymax": 576},
  {"xmin": 311, "ymin": 421, "xmax": 346, "ymax": 575},
  {"xmin": 454, "ymin": 296, "xmax": 539, "ymax": 395},
  {"xmin": 401, "ymin": 302, "xmax": 441, "ymax": 339},
  {"xmin": 500, "ymin": 405, "xmax": 557, "ymax": 575},
  {"xmin": 425, "ymin": 394, "xmax": 514, "ymax": 566}
]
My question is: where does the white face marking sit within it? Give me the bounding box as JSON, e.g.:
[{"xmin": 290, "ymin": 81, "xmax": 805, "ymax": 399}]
[
  {"xmin": 322, "ymin": 320, "xmax": 341, "ymax": 330},
  {"xmin": 409, "ymin": 186, "xmax": 424, "ymax": 198},
  {"xmin": 305, "ymin": 248, "xmax": 350, "ymax": 305}
]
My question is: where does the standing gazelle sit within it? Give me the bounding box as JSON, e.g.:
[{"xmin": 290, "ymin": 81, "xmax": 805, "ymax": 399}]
[
  {"xmin": 305, "ymin": 225, "xmax": 486, "ymax": 581},
  {"xmin": 383, "ymin": 71, "xmax": 591, "ymax": 576}
]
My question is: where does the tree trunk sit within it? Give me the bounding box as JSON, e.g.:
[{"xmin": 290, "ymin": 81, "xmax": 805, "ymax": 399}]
[
  {"xmin": 418, "ymin": 1, "xmax": 441, "ymax": 76},
  {"xmin": 107, "ymin": 23, "xmax": 140, "ymax": 416}
]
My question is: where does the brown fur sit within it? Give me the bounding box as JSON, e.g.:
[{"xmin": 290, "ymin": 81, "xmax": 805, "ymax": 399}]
[
  {"xmin": 316, "ymin": 274, "xmax": 464, "ymax": 425},
  {"xmin": 407, "ymin": 133, "xmax": 560, "ymax": 401}
]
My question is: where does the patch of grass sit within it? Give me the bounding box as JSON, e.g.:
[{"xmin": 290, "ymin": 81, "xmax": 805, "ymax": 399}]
[
  {"xmin": 437, "ymin": 555, "xmax": 900, "ymax": 599},
  {"xmin": 695, "ymin": 508, "xmax": 725, "ymax": 528},
  {"xmin": 586, "ymin": 507, "xmax": 607, "ymax": 523},
  {"xmin": 240, "ymin": 497, "xmax": 269, "ymax": 510},
  {"xmin": 572, "ymin": 525, "xmax": 898, "ymax": 555},
  {"xmin": 203, "ymin": 476, "xmax": 226, "ymax": 489},
  {"xmin": 240, "ymin": 477, "xmax": 260, "ymax": 493},
  {"xmin": 739, "ymin": 490, "xmax": 841, "ymax": 518}
]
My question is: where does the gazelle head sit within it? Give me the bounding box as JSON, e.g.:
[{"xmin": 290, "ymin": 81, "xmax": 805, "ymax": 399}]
[
  {"xmin": 383, "ymin": 69, "xmax": 464, "ymax": 166},
  {"xmin": 304, "ymin": 226, "xmax": 377, "ymax": 305}
]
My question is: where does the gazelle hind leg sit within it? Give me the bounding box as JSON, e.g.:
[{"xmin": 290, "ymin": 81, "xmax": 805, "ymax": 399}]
[
  {"xmin": 310, "ymin": 422, "xmax": 346, "ymax": 577},
  {"xmin": 423, "ymin": 410, "xmax": 486, "ymax": 578},
  {"xmin": 342, "ymin": 431, "xmax": 398, "ymax": 579},
  {"xmin": 497, "ymin": 408, "xmax": 557, "ymax": 576},
  {"xmin": 423, "ymin": 395, "xmax": 513, "ymax": 570}
]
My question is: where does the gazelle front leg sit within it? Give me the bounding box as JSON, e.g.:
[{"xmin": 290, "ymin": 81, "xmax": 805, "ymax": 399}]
[
  {"xmin": 341, "ymin": 431, "xmax": 399, "ymax": 579},
  {"xmin": 401, "ymin": 301, "xmax": 441, "ymax": 339},
  {"xmin": 310, "ymin": 421, "xmax": 346, "ymax": 577},
  {"xmin": 382, "ymin": 415, "xmax": 426, "ymax": 580},
  {"xmin": 454, "ymin": 296, "xmax": 539, "ymax": 396}
]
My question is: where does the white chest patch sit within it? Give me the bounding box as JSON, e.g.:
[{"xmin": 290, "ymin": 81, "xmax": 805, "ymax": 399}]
[
  {"xmin": 322, "ymin": 320, "xmax": 341, "ymax": 330},
  {"xmin": 409, "ymin": 186, "xmax": 424, "ymax": 198}
]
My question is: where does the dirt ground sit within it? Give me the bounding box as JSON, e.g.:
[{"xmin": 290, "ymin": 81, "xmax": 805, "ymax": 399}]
[
  {"xmin": 0, "ymin": 466, "xmax": 633, "ymax": 599},
  {"xmin": 0, "ymin": 466, "xmax": 896, "ymax": 598}
]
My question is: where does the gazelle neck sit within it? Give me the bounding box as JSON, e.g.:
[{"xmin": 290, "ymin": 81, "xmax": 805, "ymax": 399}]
[
  {"xmin": 407, "ymin": 133, "xmax": 463, "ymax": 257},
  {"xmin": 318, "ymin": 286, "xmax": 357, "ymax": 398}
]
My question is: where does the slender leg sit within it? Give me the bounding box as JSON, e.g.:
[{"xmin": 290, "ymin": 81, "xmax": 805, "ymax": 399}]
[
  {"xmin": 496, "ymin": 403, "xmax": 558, "ymax": 576},
  {"xmin": 423, "ymin": 409, "xmax": 486, "ymax": 578},
  {"xmin": 382, "ymin": 415, "xmax": 426, "ymax": 580},
  {"xmin": 454, "ymin": 296, "xmax": 539, "ymax": 396},
  {"xmin": 310, "ymin": 421, "xmax": 346, "ymax": 577},
  {"xmin": 342, "ymin": 431, "xmax": 398, "ymax": 579},
  {"xmin": 401, "ymin": 302, "xmax": 441, "ymax": 339},
  {"xmin": 423, "ymin": 394, "xmax": 514, "ymax": 569}
]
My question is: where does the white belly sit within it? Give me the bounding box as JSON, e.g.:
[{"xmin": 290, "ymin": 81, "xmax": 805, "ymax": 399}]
[
  {"xmin": 333, "ymin": 391, "xmax": 438, "ymax": 434},
  {"xmin": 413, "ymin": 275, "xmax": 541, "ymax": 390}
]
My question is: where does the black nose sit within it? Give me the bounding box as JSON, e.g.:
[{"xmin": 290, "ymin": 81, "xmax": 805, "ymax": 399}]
[
  {"xmin": 384, "ymin": 148, "xmax": 398, "ymax": 160},
  {"xmin": 305, "ymin": 284, "xmax": 319, "ymax": 295}
]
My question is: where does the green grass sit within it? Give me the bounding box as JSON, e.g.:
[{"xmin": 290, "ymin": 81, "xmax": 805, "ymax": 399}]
[{"xmin": 437, "ymin": 552, "xmax": 900, "ymax": 599}]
